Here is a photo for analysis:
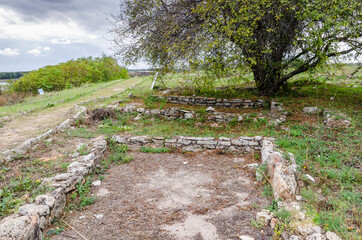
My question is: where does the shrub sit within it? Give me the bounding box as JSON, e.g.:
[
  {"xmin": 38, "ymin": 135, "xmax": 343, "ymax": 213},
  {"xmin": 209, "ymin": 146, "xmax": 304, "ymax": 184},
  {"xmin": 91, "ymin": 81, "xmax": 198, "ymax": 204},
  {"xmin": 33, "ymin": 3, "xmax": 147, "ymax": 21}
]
[{"xmin": 10, "ymin": 56, "xmax": 129, "ymax": 94}]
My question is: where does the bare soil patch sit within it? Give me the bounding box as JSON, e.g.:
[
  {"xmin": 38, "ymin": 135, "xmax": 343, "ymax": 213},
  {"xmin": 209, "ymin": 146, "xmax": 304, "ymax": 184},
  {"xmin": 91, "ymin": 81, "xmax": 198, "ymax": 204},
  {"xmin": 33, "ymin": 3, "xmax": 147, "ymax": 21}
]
[{"xmin": 51, "ymin": 151, "xmax": 273, "ymax": 240}]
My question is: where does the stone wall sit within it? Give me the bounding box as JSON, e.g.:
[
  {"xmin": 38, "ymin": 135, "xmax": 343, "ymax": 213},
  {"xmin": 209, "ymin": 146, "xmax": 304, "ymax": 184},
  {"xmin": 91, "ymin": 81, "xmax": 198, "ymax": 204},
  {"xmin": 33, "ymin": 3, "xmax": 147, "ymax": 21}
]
[
  {"xmin": 112, "ymin": 135, "xmax": 268, "ymax": 152},
  {"xmin": 0, "ymin": 137, "xmax": 107, "ymax": 240},
  {"xmin": 121, "ymin": 106, "xmax": 267, "ymax": 123},
  {"xmin": 164, "ymin": 96, "xmax": 266, "ymax": 108}
]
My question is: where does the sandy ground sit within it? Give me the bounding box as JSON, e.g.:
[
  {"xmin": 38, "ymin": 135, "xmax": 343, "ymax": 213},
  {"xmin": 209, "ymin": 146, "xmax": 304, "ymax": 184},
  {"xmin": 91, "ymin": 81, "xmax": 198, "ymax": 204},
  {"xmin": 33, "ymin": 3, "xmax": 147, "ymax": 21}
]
[
  {"xmin": 51, "ymin": 151, "xmax": 273, "ymax": 240},
  {"xmin": 0, "ymin": 78, "xmax": 140, "ymax": 152}
]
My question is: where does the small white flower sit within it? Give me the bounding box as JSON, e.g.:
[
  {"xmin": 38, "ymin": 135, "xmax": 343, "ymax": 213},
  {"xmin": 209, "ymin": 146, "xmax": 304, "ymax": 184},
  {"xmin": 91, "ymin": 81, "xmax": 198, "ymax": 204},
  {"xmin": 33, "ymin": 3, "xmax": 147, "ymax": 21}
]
[{"xmin": 330, "ymin": 97, "xmax": 334, "ymax": 100}]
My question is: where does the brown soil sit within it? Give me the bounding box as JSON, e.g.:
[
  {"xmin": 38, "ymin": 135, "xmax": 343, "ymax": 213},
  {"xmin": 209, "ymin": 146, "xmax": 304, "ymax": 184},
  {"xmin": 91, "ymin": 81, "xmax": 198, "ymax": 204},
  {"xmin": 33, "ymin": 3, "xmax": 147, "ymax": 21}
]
[{"xmin": 51, "ymin": 151, "xmax": 273, "ymax": 240}]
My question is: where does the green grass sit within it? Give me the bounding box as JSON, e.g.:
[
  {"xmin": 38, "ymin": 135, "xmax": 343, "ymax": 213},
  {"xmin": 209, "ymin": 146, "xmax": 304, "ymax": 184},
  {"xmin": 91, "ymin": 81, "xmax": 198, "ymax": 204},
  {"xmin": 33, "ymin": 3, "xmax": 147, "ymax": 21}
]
[
  {"xmin": 0, "ymin": 79, "xmax": 126, "ymax": 117},
  {"xmin": 140, "ymin": 146, "xmax": 171, "ymax": 153}
]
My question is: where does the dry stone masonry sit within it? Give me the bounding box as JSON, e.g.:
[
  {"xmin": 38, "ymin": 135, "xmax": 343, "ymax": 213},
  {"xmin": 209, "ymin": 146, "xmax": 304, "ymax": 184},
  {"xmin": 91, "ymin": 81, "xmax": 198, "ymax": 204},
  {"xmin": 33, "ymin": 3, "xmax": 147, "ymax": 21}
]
[
  {"xmin": 0, "ymin": 137, "xmax": 107, "ymax": 240},
  {"xmin": 163, "ymin": 95, "xmax": 267, "ymax": 108},
  {"xmin": 112, "ymin": 135, "xmax": 266, "ymax": 152}
]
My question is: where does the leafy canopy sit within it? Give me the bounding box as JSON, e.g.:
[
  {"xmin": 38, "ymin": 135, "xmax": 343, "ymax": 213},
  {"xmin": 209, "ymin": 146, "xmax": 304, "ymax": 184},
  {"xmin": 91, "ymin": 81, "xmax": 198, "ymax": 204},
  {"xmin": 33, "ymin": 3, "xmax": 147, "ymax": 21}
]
[{"xmin": 112, "ymin": 0, "xmax": 361, "ymax": 95}]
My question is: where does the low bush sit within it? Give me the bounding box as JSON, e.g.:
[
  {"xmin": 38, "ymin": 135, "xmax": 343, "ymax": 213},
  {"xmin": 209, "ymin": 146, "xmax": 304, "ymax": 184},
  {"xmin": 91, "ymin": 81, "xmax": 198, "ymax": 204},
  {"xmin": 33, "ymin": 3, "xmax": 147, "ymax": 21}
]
[{"xmin": 10, "ymin": 56, "xmax": 129, "ymax": 94}]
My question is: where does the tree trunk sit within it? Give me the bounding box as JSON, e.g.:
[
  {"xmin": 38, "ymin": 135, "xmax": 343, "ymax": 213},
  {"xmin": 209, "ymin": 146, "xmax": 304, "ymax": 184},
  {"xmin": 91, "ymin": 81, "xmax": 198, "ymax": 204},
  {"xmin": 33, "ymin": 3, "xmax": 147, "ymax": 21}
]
[{"xmin": 251, "ymin": 64, "xmax": 283, "ymax": 96}]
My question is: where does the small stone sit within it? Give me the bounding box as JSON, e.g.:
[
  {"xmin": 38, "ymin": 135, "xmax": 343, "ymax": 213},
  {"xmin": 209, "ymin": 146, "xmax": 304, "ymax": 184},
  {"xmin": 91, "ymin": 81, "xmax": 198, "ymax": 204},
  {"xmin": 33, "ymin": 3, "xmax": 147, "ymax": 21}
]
[
  {"xmin": 325, "ymin": 231, "xmax": 342, "ymax": 240},
  {"xmin": 270, "ymin": 218, "xmax": 277, "ymax": 229},
  {"xmin": 92, "ymin": 180, "xmax": 101, "ymax": 187},
  {"xmin": 134, "ymin": 114, "xmax": 142, "ymax": 121},
  {"xmin": 304, "ymin": 174, "xmax": 316, "ymax": 183},
  {"xmin": 296, "ymin": 195, "xmax": 303, "ymax": 201},
  {"xmin": 238, "ymin": 236, "xmax": 254, "ymax": 240},
  {"xmin": 206, "ymin": 106, "xmax": 215, "ymax": 112},
  {"xmin": 244, "ymin": 163, "xmax": 259, "ymax": 169},
  {"xmin": 256, "ymin": 210, "xmax": 273, "ymax": 225},
  {"xmin": 184, "ymin": 113, "xmax": 194, "ymax": 119},
  {"xmin": 79, "ymin": 216, "xmax": 85, "ymax": 220},
  {"xmin": 303, "ymin": 107, "xmax": 320, "ymax": 114},
  {"xmin": 94, "ymin": 214, "xmax": 104, "ymax": 220},
  {"xmin": 183, "ymin": 161, "xmax": 188, "ymax": 165}
]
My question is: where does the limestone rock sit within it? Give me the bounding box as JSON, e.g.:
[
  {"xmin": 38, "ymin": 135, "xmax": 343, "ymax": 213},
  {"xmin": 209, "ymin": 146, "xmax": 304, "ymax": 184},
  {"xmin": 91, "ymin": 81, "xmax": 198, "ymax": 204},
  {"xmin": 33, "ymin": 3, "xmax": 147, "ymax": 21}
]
[
  {"xmin": 19, "ymin": 204, "xmax": 50, "ymax": 217},
  {"xmin": 304, "ymin": 174, "xmax": 316, "ymax": 183},
  {"xmin": 303, "ymin": 107, "xmax": 320, "ymax": 114},
  {"xmin": 256, "ymin": 209, "xmax": 273, "ymax": 225},
  {"xmin": 35, "ymin": 195, "xmax": 56, "ymax": 208},
  {"xmin": 206, "ymin": 106, "xmax": 215, "ymax": 112},
  {"xmin": 92, "ymin": 180, "xmax": 101, "ymax": 187},
  {"xmin": 325, "ymin": 231, "xmax": 342, "ymax": 240},
  {"xmin": 0, "ymin": 215, "xmax": 42, "ymax": 240},
  {"xmin": 268, "ymin": 152, "xmax": 297, "ymax": 200}
]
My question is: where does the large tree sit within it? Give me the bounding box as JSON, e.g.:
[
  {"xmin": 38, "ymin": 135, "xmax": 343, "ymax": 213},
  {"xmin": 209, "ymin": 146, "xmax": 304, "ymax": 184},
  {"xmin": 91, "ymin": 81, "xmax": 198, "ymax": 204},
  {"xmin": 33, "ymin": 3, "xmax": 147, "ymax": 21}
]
[{"xmin": 111, "ymin": 0, "xmax": 362, "ymax": 95}]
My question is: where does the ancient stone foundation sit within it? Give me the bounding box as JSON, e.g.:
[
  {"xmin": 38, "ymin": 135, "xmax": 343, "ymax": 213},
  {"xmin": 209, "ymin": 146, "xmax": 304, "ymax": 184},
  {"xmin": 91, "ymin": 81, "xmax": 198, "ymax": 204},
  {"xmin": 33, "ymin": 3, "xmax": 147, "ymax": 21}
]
[{"xmin": 163, "ymin": 95, "xmax": 267, "ymax": 108}]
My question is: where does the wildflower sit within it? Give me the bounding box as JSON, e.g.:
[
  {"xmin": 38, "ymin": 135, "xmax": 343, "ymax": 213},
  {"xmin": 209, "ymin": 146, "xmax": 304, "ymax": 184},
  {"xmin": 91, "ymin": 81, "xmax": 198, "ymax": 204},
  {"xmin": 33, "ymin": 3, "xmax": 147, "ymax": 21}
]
[{"xmin": 330, "ymin": 97, "xmax": 334, "ymax": 100}]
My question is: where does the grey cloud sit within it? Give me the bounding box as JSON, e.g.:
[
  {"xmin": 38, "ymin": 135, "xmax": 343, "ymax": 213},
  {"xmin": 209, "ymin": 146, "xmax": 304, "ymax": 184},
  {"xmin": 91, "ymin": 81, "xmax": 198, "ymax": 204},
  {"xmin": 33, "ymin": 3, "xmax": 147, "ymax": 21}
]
[{"xmin": 0, "ymin": 0, "xmax": 120, "ymax": 32}]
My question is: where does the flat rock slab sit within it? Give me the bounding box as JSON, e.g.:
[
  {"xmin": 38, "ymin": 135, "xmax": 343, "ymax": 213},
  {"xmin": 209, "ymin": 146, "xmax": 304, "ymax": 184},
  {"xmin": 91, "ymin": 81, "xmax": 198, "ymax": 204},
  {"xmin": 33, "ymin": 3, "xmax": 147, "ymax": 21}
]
[{"xmin": 52, "ymin": 152, "xmax": 272, "ymax": 240}]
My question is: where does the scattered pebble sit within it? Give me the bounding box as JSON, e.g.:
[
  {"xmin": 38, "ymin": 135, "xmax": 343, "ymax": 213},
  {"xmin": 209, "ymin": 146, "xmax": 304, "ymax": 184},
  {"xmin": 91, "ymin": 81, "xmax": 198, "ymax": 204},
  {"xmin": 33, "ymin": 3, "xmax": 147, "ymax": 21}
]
[
  {"xmin": 94, "ymin": 214, "xmax": 104, "ymax": 220},
  {"xmin": 183, "ymin": 161, "xmax": 188, "ymax": 165},
  {"xmin": 92, "ymin": 180, "xmax": 101, "ymax": 187},
  {"xmin": 243, "ymin": 163, "xmax": 259, "ymax": 169},
  {"xmin": 79, "ymin": 216, "xmax": 85, "ymax": 220},
  {"xmin": 303, "ymin": 174, "xmax": 316, "ymax": 183}
]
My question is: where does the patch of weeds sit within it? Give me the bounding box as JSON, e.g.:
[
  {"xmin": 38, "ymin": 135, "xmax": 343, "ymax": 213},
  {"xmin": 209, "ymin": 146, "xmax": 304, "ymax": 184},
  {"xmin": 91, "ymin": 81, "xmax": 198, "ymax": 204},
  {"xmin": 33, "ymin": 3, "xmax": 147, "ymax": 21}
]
[
  {"xmin": 61, "ymin": 162, "xmax": 70, "ymax": 171},
  {"xmin": 229, "ymin": 117, "xmax": 239, "ymax": 127},
  {"xmin": 250, "ymin": 218, "xmax": 265, "ymax": 228},
  {"xmin": 77, "ymin": 144, "xmax": 89, "ymax": 156},
  {"xmin": 67, "ymin": 127, "xmax": 95, "ymax": 139},
  {"xmin": 68, "ymin": 176, "xmax": 96, "ymax": 210},
  {"xmin": 97, "ymin": 118, "xmax": 132, "ymax": 135},
  {"xmin": 262, "ymin": 182, "xmax": 273, "ymax": 199},
  {"xmin": 144, "ymin": 95, "xmax": 166, "ymax": 109},
  {"xmin": 195, "ymin": 108, "xmax": 208, "ymax": 122},
  {"xmin": 140, "ymin": 146, "xmax": 171, "ymax": 153},
  {"xmin": 107, "ymin": 142, "xmax": 133, "ymax": 165}
]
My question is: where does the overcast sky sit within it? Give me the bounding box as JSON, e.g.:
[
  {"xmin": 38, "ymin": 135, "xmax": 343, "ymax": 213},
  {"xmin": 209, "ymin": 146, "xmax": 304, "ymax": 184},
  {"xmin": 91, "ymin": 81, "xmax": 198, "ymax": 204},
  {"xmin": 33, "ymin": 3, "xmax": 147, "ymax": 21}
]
[{"xmin": 0, "ymin": 0, "xmax": 135, "ymax": 72}]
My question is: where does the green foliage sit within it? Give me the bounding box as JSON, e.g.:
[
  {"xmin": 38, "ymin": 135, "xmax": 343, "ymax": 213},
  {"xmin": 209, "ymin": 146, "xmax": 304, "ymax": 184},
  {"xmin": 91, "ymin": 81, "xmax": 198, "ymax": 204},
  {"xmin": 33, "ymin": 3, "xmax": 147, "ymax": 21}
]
[
  {"xmin": 0, "ymin": 71, "xmax": 27, "ymax": 80},
  {"xmin": 140, "ymin": 146, "xmax": 171, "ymax": 153},
  {"xmin": 114, "ymin": 0, "xmax": 361, "ymax": 95},
  {"xmin": 143, "ymin": 95, "xmax": 166, "ymax": 109},
  {"xmin": 68, "ymin": 176, "xmax": 96, "ymax": 210},
  {"xmin": 10, "ymin": 56, "xmax": 129, "ymax": 94}
]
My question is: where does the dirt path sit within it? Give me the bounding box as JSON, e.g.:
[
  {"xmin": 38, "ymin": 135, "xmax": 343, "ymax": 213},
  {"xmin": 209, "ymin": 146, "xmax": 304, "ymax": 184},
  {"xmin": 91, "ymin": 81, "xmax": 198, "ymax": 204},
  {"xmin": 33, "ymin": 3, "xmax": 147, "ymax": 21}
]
[
  {"xmin": 52, "ymin": 151, "xmax": 273, "ymax": 240},
  {"xmin": 0, "ymin": 78, "xmax": 141, "ymax": 151}
]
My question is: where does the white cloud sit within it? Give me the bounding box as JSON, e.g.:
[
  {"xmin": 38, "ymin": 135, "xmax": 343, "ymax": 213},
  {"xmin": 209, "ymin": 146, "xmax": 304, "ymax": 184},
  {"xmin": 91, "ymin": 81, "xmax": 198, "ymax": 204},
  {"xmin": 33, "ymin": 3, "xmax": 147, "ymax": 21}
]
[
  {"xmin": 43, "ymin": 47, "xmax": 50, "ymax": 51},
  {"xmin": 0, "ymin": 48, "xmax": 20, "ymax": 56},
  {"xmin": 0, "ymin": 7, "xmax": 98, "ymax": 43},
  {"xmin": 27, "ymin": 47, "xmax": 42, "ymax": 56}
]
